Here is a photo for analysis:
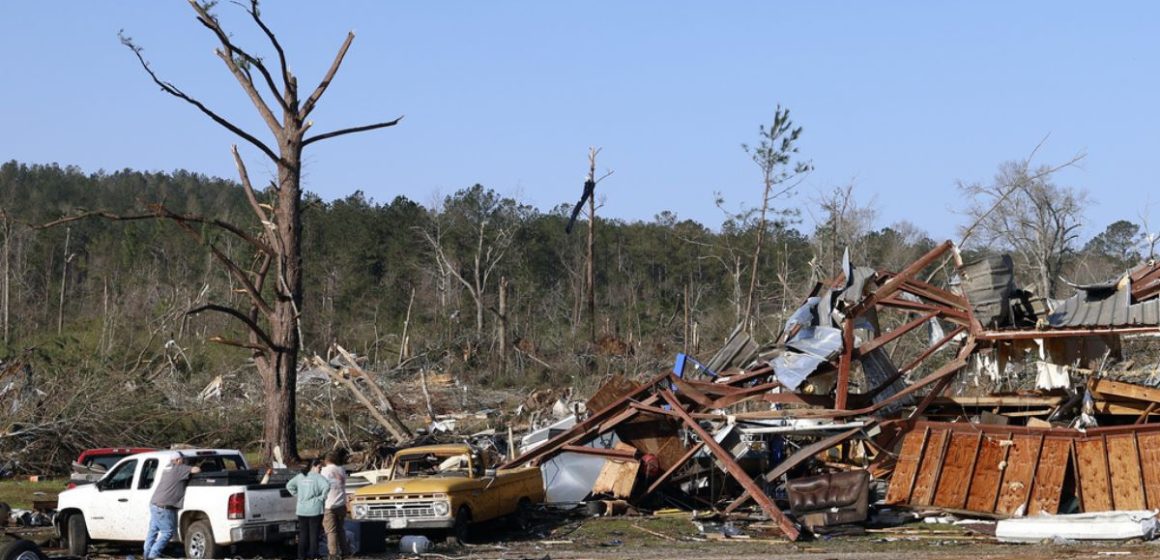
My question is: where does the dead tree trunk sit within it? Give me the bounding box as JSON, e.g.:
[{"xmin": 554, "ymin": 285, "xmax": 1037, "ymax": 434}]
[{"xmin": 106, "ymin": 1, "xmax": 400, "ymax": 462}]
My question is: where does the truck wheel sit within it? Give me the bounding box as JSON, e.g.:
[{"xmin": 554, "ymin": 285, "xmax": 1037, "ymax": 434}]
[
  {"xmin": 0, "ymin": 539, "xmax": 46, "ymax": 560},
  {"xmin": 183, "ymin": 520, "xmax": 223, "ymax": 559},
  {"xmin": 511, "ymin": 498, "xmax": 533, "ymax": 532},
  {"xmin": 66, "ymin": 514, "xmax": 89, "ymax": 557},
  {"xmin": 446, "ymin": 507, "xmax": 472, "ymax": 547}
]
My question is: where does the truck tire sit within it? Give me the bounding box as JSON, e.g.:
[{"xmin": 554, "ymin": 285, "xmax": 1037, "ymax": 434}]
[
  {"xmin": 446, "ymin": 507, "xmax": 472, "ymax": 547},
  {"xmin": 66, "ymin": 514, "xmax": 89, "ymax": 557},
  {"xmin": 0, "ymin": 539, "xmax": 46, "ymax": 560},
  {"xmin": 183, "ymin": 519, "xmax": 223, "ymax": 559},
  {"xmin": 511, "ymin": 497, "xmax": 533, "ymax": 532}
]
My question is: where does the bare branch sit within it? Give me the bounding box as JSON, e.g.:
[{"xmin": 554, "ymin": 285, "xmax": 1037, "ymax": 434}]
[
  {"xmin": 300, "ymin": 31, "xmax": 354, "ymax": 119},
  {"xmin": 190, "ymin": 0, "xmax": 290, "ymax": 118},
  {"xmin": 232, "ymin": 145, "xmax": 274, "ymax": 224},
  {"xmin": 189, "ymin": 303, "xmax": 278, "ymax": 351},
  {"xmin": 303, "ymin": 117, "xmax": 403, "ymax": 146},
  {"xmin": 170, "ymin": 218, "xmax": 276, "ymax": 317},
  {"xmin": 240, "ymin": 0, "xmax": 293, "ymax": 97},
  {"xmin": 120, "ymin": 32, "xmax": 280, "ymax": 163}
]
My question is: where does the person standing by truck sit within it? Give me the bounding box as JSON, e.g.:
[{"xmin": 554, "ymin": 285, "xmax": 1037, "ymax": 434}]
[
  {"xmin": 320, "ymin": 451, "xmax": 350, "ymax": 560},
  {"xmin": 287, "ymin": 459, "xmax": 330, "ymax": 560},
  {"xmin": 144, "ymin": 454, "xmax": 201, "ymax": 559}
]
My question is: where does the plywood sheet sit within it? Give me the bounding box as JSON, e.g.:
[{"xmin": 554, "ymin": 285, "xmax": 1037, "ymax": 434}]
[
  {"xmin": 933, "ymin": 432, "xmax": 981, "ymax": 509},
  {"xmin": 1075, "ymin": 436, "xmax": 1112, "ymax": 512},
  {"xmin": 884, "ymin": 428, "xmax": 928, "ymax": 505},
  {"xmin": 1138, "ymin": 432, "xmax": 1160, "ymax": 509},
  {"xmin": 995, "ymin": 434, "xmax": 1043, "ymax": 516},
  {"xmin": 1027, "ymin": 435, "xmax": 1071, "ymax": 515},
  {"xmin": 965, "ymin": 433, "xmax": 1011, "ymax": 513},
  {"xmin": 587, "ymin": 375, "xmax": 641, "ymax": 414},
  {"xmin": 910, "ymin": 428, "xmax": 949, "ymax": 506},
  {"xmin": 592, "ymin": 457, "xmax": 640, "ymax": 498},
  {"xmin": 1106, "ymin": 433, "xmax": 1145, "ymax": 510},
  {"xmin": 617, "ymin": 416, "xmax": 687, "ymax": 472}
]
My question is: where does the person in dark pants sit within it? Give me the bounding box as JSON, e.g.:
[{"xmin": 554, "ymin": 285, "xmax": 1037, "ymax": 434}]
[
  {"xmin": 287, "ymin": 459, "xmax": 330, "ymax": 560},
  {"xmin": 144, "ymin": 454, "xmax": 201, "ymax": 559}
]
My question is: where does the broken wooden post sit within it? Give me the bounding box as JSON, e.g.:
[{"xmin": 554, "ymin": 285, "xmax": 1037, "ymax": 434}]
[{"xmin": 658, "ymin": 389, "xmax": 801, "ymax": 540}]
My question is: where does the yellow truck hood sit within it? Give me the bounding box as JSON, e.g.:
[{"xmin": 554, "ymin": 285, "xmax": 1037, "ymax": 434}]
[{"xmin": 354, "ymin": 476, "xmax": 483, "ymax": 497}]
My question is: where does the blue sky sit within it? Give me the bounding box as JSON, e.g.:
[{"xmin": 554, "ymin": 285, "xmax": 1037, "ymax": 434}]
[{"xmin": 2, "ymin": 2, "xmax": 1157, "ymax": 241}]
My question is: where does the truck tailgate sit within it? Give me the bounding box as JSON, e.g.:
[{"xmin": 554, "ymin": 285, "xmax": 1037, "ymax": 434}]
[{"xmin": 246, "ymin": 486, "xmax": 297, "ymax": 523}]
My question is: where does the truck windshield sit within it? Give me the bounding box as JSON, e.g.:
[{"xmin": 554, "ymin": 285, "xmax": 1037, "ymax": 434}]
[{"xmin": 392, "ymin": 451, "xmax": 476, "ymax": 478}]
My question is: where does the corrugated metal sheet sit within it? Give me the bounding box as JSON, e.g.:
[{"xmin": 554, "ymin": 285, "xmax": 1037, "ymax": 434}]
[
  {"xmin": 961, "ymin": 255, "xmax": 1016, "ymax": 328},
  {"xmin": 1048, "ymin": 286, "xmax": 1160, "ymax": 328}
]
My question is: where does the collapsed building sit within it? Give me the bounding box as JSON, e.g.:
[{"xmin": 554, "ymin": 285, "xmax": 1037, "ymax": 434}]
[{"xmin": 502, "ymin": 241, "xmax": 1160, "ymax": 541}]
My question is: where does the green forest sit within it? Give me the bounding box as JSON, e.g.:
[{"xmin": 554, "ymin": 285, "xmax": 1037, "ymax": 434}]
[{"xmin": 0, "ymin": 159, "xmax": 1149, "ymax": 471}]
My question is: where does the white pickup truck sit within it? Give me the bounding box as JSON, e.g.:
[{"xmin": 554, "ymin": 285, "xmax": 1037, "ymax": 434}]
[{"xmin": 56, "ymin": 449, "xmax": 298, "ymax": 559}]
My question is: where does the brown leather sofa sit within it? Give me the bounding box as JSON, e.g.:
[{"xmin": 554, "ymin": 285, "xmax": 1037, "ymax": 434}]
[{"xmin": 785, "ymin": 470, "xmax": 870, "ymax": 530}]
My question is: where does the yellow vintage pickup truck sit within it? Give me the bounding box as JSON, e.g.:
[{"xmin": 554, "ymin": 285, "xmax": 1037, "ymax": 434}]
[{"xmin": 348, "ymin": 444, "xmax": 544, "ymax": 543}]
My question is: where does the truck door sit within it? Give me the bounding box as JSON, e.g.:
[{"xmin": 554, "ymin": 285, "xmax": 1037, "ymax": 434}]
[
  {"xmin": 108, "ymin": 458, "xmax": 160, "ymax": 541},
  {"xmin": 85, "ymin": 458, "xmax": 139, "ymax": 539}
]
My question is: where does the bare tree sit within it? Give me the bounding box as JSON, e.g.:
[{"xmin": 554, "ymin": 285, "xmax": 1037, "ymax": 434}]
[
  {"xmin": 420, "ymin": 186, "xmax": 524, "ymax": 342},
  {"xmin": 808, "ymin": 184, "xmax": 878, "ymax": 278},
  {"xmin": 57, "ymin": 1, "xmax": 401, "ymax": 461},
  {"xmin": 741, "ymin": 106, "xmax": 811, "ymax": 327},
  {"xmin": 564, "ymin": 148, "xmax": 613, "ymax": 343},
  {"xmin": 958, "ymin": 157, "xmax": 1087, "ymax": 299}
]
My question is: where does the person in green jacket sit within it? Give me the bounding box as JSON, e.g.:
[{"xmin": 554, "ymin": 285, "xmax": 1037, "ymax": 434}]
[{"xmin": 287, "ymin": 459, "xmax": 331, "ymax": 560}]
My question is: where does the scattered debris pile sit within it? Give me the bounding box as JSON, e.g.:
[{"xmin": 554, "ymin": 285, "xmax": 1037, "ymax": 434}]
[{"xmin": 496, "ymin": 243, "xmax": 1160, "ymax": 542}]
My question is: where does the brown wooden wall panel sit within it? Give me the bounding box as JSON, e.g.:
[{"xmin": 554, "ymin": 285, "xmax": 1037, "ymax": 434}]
[
  {"xmin": 1106, "ymin": 433, "xmax": 1145, "ymax": 510},
  {"xmin": 885, "ymin": 428, "xmax": 929, "ymax": 505},
  {"xmin": 1139, "ymin": 432, "xmax": 1160, "ymax": 509},
  {"xmin": 965, "ymin": 433, "xmax": 1011, "ymax": 513},
  {"xmin": 1075, "ymin": 436, "xmax": 1112, "ymax": 512},
  {"xmin": 910, "ymin": 428, "xmax": 950, "ymax": 506},
  {"xmin": 995, "ymin": 434, "xmax": 1044, "ymax": 515},
  {"xmin": 1027, "ymin": 435, "xmax": 1071, "ymax": 515},
  {"xmin": 933, "ymin": 432, "xmax": 982, "ymax": 509}
]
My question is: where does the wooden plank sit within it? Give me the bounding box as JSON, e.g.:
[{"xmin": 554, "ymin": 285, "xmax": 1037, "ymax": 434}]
[
  {"xmin": 592, "ymin": 456, "xmax": 640, "ymax": 498},
  {"xmin": 1106, "ymin": 433, "xmax": 1146, "ymax": 510},
  {"xmin": 885, "ymin": 428, "xmax": 929, "ymax": 505},
  {"xmin": 910, "ymin": 428, "xmax": 950, "ymax": 506},
  {"xmin": 965, "ymin": 432, "xmax": 1011, "ymax": 513},
  {"xmin": 1027, "ymin": 435, "xmax": 1071, "ymax": 515},
  {"xmin": 1138, "ymin": 432, "xmax": 1160, "ymax": 509},
  {"xmin": 1090, "ymin": 377, "xmax": 1160, "ymax": 405},
  {"xmin": 1075, "ymin": 436, "xmax": 1113, "ymax": 512},
  {"xmin": 933, "ymin": 432, "xmax": 982, "ymax": 509},
  {"xmin": 995, "ymin": 434, "xmax": 1043, "ymax": 515}
]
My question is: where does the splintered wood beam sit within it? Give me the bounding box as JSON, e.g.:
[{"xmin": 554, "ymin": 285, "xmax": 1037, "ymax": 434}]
[
  {"xmin": 1090, "ymin": 377, "xmax": 1160, "ymax": 405},
  {"xmin": 862, "ymin": 325, "xmax": 966, "ymax": 401},
  {"xmin": 658, "ymin": 389, "xmax": 800, "ymax": 540},
  {"xmin": 878, "ymin": 297, "xmax": 969, "ymax": 322},
  {"xmin": 836, "ymin": 318, "xmax": 855, "ymax": 410},
  {"xmin": 724, "ymin": 424, "xmax": 868, "ymax": 513},
  {"xmin": 639, "ymin": 440, "xmax": 705, "ymax": 499},
  {"xmin": 899, "ymin": 277, "xmax": 969, "ymax": 309},
  {"xmin": 848, "ymin": 240, "xmax": 953, "ymax": 318},
  {"xmin": 560, "ymin": 445, "xmax": 638, "ymax": 460},
  {"xmin": 857, "ymin": 311, "xmax": 939, "ymax": 357}
]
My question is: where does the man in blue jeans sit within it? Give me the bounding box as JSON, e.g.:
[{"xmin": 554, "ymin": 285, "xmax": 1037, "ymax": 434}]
[{"xmin": 144, "ymin": 454, "xmax": 201, "ymax": 559}]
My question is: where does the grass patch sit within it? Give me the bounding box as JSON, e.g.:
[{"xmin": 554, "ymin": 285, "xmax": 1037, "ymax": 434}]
[{"xmin": 0, "ymin": 478, "xmax": 67, "ymax": 509}]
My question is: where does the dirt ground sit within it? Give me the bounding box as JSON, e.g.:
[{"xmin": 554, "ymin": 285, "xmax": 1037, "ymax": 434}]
[{"xmin": 35, "ymin": 515, "xmax": 1160, "ymax": 560}]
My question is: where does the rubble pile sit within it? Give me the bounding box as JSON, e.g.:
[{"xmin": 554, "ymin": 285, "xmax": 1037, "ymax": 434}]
[{"xmin": 499, "ymin": 242, "xmax": 1160, "ymax": 542}]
